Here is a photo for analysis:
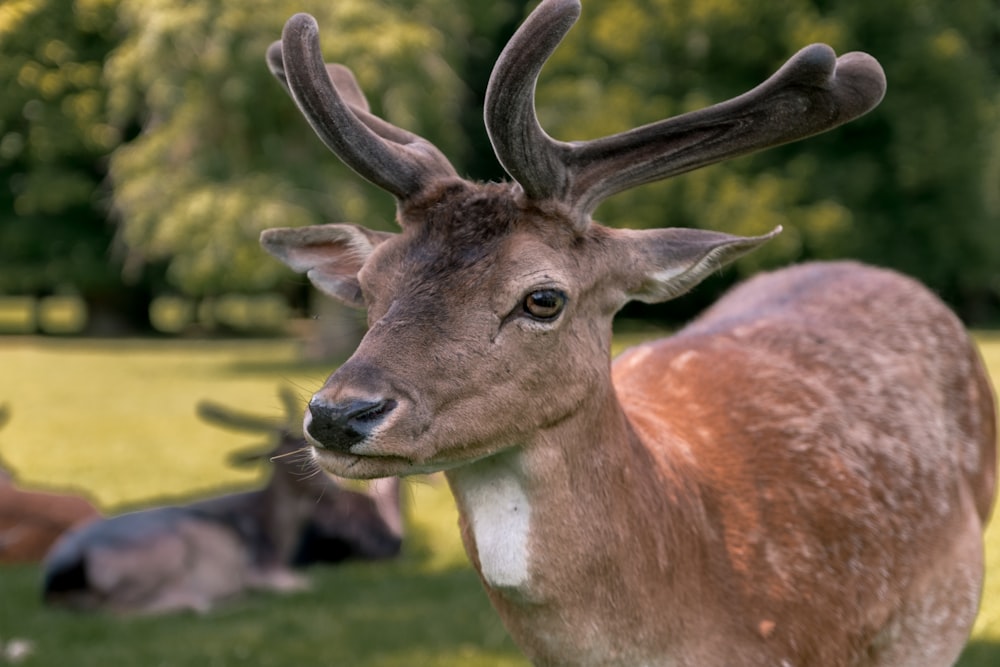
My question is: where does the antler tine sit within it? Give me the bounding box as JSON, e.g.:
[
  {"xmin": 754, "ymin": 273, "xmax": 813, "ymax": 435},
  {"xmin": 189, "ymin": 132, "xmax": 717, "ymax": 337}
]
[
  {"xmin": 324, "ymin": 64, "xmax": 370, "ymax": 114},
  {"xmin": 485, "ymin": 0, "xmax": 886, "ymax": 230},
  {"xmin": 268, "ymin": 41, "xmax": 370, "ymax": 113},
  {"xmin": 484, "ymin": 0, "xmax": 579, "ymax": 204},
  {"xmin": 196, "ymin": 400, "xmax": 280, "ymax": 434},
  {"xmin": 277, "ymin": 13, "xmax": 458, "ymax": 201},
  {"xmin": 564, "ymin": 45, "xmax": 886, "ymax": 218},
  {"xmin": 277, "ymin": 385, "xmax": 305, "ymax": 437},
  {"xmin": 270, "ymin": 44, "xmax": 423, "ymax": 150},
  {"xmin": 266, "ymin": 40, "xmax": 289, "ymax": 90}
]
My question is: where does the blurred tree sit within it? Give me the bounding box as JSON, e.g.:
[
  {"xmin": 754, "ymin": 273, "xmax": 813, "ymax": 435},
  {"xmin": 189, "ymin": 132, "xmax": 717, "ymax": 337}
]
[
  {"xmin": 411, "ymin": 0, "xmax": 532, "ymax": 182},
  {"xmin": 5, "ymin": 0, "xmax": 997, "ymax": 337},
  {"xmin": 0, "ymin": 0, "xmax": 157, "ymax": 332},
  {"xmin": 104, "ymin": 0, "xmax": 481, "ymax": 348},
  {"xmin": 832, "ymin": 0, "xmax": 1000, "ymax": 322},
  {"xmin": 105, "ymin": 0, "xmax": 464, "ymax": 300}
]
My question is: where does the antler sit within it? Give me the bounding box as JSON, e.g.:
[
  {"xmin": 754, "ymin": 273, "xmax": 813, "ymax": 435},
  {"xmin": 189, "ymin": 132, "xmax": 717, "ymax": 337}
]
[
  {"xmin": 485, "ymin": 0, "xmax": 887, "ymax": 230},
  {"xmin": 197, "ymin": 400, "xmax": 281, "ymax": 434},
  {"xmin": 269, "ymin": 13, "xmax": 458, "ymax": 201},
  {"xmin": 197, "ymin": 386, "xmax": 305, "ymax": 436}
]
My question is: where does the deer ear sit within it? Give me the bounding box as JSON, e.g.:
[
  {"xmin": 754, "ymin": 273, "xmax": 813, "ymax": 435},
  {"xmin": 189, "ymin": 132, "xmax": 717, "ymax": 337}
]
[
  {"xmin": 623, "ymin": 226, "xmax": 782, "ymax": 303},
  {"xmin": 260, "ymin": 223, "xmax": 395, "ymax": 308}
]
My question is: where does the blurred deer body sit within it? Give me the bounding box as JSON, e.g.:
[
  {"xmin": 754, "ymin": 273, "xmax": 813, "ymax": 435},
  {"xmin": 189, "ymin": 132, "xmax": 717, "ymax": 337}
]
[
  {"xmin": 42, "ymin": 394, "xmax": 402, "ymax": 615},
  {"xmin": 0, "ymin": 407, "xmax": 100, "ymax": 564},
  {"xmin": 0, "ymin": 485, "xmax": 100, "ymax": 564},
  {"xmin": 259, "ymin": 0, "xmax": 996, "ymax": 664}
]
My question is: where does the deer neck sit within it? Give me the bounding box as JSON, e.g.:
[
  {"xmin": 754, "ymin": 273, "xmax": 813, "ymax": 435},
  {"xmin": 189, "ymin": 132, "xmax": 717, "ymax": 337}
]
[{"xmin": 446, "ymin": 381, "xmax": 704, "ymax": 608}]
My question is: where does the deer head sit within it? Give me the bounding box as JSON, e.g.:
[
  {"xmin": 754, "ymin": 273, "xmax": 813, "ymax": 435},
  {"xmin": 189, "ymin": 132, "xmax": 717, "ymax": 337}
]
[{"xmin": 260, "ymin": 0, "xmax": 885, "ymax": 480}]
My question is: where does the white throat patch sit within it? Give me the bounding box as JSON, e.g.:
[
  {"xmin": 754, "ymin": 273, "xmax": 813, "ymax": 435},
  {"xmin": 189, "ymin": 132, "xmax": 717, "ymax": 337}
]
[{"xmin": 449, "ymin": 449, "xmax": 532, "ymax": 591}]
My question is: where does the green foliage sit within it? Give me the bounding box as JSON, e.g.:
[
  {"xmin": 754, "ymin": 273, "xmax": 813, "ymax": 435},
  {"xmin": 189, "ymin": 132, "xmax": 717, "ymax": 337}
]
[
  {"xmin": 0, "ymin": 0, "xmax": 125, "ymax": 296},
  {"xmin": 2, "ymin": 0, "xmax": 999, "ymax": 320},
  {"xmin": 105, "ymin": 0, "xmax": 464, "ymax": 297}
]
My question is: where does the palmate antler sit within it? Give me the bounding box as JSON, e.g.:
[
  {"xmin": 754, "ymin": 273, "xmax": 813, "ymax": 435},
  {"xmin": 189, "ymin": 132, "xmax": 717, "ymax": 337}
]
[
  {"xmin": 267, "ymin": 0, "xmax": 885, "ymax": 230},
  {"xmin": 486, "ymin": 0, "xmax": 886, "ymax": 228}
]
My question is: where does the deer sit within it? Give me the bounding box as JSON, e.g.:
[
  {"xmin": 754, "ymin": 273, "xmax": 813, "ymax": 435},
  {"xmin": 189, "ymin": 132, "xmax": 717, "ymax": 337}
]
[
  {"xmin": 0, "ymin": 406, "xmax": 101, "ymax": 563},
  {"xmin": 42, "ymin": 391, "xmax": 402, "ymax": 614},
  {"xmin": 259, "ymin": 0, "xmax": 997, "ymax": 664}
]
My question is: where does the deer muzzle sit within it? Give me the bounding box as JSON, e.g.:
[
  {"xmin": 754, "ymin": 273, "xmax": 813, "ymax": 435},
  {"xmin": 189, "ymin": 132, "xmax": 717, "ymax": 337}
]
[{"xmin": 306, "ymin": 396, "xmax": 397, "ymax": 453}]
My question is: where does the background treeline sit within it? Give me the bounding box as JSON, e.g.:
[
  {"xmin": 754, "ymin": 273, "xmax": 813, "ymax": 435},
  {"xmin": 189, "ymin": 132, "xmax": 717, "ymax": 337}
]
[{"xmin": 2, "ymin": 0, "xmax": 999, "ymax": 336}]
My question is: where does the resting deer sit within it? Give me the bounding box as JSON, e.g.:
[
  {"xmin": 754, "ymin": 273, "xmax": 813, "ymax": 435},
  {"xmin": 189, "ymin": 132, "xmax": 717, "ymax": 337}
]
[
  {"xmin": 260, "ymin": 0, "xmax": 997, "ymax": 664},
  {"xmin": 43, "ymin": 392, "xmax": 401, "ymax": 614},
  {"xmin": 0, "ymin": 405, "xmax": 101, "ymax": 563}
]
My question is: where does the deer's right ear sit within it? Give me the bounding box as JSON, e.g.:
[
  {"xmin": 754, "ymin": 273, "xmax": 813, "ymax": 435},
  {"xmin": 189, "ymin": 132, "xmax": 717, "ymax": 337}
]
[{"xmin": 260, "ymin": 224, "xmax": 394, "ymax": 308}]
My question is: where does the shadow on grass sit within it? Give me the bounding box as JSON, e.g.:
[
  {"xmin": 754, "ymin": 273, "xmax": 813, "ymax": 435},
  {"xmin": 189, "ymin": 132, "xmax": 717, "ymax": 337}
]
[{"xmin": 958, "ymin": 638, "xmax": 1000, "ymax": 667}]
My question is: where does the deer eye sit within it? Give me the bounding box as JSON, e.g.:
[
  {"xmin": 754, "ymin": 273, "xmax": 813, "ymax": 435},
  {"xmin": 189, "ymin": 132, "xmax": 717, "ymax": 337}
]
[{"xmin": 523, "ymin": 289, "xmax": 567, "ymax": 320}]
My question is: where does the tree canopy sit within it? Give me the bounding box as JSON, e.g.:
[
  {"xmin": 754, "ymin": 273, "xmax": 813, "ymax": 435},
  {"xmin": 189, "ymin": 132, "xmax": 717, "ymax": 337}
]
[
  {"xmin": 104, "ymin": 0, "xmax": 466, "ymax": 297},
  {"xmin": 2, "ymin": 0, "xmax": 998, "ymax": 324},
  {"xmin": 0, "ymin": 0, "xmax": 124, "ymax": 296}
]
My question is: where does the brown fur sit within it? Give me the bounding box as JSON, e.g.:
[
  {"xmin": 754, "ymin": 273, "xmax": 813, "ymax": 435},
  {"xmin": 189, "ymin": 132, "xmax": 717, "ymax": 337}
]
[
  {"xmin": 441, "ymin": 264, "xmax": 996, "ymax": 667},
  {"xmin": 0, "ymin": 484, "xmax": 100, "ymax": 563},
  {"xmin": 277, "ymin": 193, "xmax": 997, "ymax": 665},
  {"xmin": 0, "ymin": 407, "xmax": 100, "ymax": 562}
]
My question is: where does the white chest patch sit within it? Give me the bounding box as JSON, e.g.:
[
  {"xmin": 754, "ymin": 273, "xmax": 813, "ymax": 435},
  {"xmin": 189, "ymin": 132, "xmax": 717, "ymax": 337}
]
[{"xmin": 450, "ymin": 451, "xmax": 532, "ymax": 591}]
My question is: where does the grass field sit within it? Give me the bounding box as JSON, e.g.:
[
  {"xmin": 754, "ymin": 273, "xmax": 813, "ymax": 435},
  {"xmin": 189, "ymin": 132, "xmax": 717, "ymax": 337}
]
[{"xmin": 0, "ymin": 334, "xmax": 998, "ymax": 666}]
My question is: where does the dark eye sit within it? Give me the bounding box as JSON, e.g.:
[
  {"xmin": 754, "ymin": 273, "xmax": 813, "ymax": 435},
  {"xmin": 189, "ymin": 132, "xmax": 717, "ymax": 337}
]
[{"xmin": 523, "ymin": 289, "xmax": 566, "ymax": 320}]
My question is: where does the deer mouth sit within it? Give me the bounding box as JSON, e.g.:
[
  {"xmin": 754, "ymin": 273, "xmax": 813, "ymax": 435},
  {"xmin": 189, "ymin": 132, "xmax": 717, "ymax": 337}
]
[{"xmin": 309, "ymin": 446, "xmax": 444, "ymax": 479}]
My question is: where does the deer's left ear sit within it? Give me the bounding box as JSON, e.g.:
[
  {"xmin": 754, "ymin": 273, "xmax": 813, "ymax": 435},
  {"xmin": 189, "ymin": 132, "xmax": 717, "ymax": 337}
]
[
  {"xmin": 620, "ymin": 226, "xmax": 782, "ymax": 304},
  {"xmin": 260, "ymin": 223, "xmax": 395, "ymax": 308}
]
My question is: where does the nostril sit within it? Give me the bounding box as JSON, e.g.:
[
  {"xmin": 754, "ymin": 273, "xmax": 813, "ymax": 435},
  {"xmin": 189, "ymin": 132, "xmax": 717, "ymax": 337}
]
[
  {"xmin": 307, "ymin": 397, "xmax": 396, "ymax": 452},
  {"xmin": 350, "ymin": 398, "xmax": 397, "ymax": 425}
]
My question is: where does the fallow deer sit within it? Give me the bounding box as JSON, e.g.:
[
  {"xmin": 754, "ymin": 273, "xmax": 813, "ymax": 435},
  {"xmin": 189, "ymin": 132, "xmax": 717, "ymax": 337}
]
[
  {"xmin": 42, "ymin": 391, "xmax": 402, "ymax": 614},
  {"xmin": 260, "ymin": 0, "xmax": 997, "ymax": 664}
]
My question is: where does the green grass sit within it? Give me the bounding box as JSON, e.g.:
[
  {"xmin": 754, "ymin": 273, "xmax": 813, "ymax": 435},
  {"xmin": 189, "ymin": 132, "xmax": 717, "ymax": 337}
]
[{"xmin": 0, "ymin": 334, "xmax": 998, "ymax": 666}]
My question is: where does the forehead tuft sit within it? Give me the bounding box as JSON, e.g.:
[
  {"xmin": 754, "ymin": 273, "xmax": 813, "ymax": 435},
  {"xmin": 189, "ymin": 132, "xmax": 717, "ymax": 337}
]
[
  {"xmin": 397, "ymin": 182, "xmax": 546, "ymax": 271},
  {"xmin": 407, "ymin": 183, "xmax": 518, "ymax": 241},
  {"xmin": 364, "ymin": 182, "xmax": 586, "ymax": 302}
]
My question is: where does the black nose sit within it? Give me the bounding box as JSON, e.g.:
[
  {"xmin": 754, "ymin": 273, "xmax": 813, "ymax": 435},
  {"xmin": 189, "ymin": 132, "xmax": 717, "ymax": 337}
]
[{"xmin": 307, "ymin": 397, "xmax": 396, "ymax": 452}]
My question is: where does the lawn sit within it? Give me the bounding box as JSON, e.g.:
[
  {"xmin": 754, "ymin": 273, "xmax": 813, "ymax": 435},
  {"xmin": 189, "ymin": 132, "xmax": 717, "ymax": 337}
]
[{"xmin": 0, "ymin": 334, "xmax": 998, "ymax": 666}]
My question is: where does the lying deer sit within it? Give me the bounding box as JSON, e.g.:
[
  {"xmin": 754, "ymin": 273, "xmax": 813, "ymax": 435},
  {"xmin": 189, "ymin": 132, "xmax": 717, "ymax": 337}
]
[
  {"xmin": 0, "ymin": 406, "xmax": 101, "ymax": 563},
  {"xmin": 42, "ymin": 392, "xmax": 402, "ymax": 614},
  {"xmin": 260, "ymin": 0, "xmax": 997, "ymax": 664}
]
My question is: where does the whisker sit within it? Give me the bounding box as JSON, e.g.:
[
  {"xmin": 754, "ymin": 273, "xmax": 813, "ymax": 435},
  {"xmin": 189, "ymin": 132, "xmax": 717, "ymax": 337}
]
[{"xmin": 270, "ymin": 444, "xmax": 312, "ymax": 462}]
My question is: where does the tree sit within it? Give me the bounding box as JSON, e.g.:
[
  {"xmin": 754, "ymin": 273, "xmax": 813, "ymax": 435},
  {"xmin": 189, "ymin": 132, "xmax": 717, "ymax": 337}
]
[
  {"xmin": 105, "ymin": 0, "xmax": 465, "ymax": 301},
  {"xmin": 6, "ymin": 0, "xmax": 995, "ymax": 335},
  {"xmin": 0, "ymin": 0, "xmax": 157, "ymax": 331}
]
